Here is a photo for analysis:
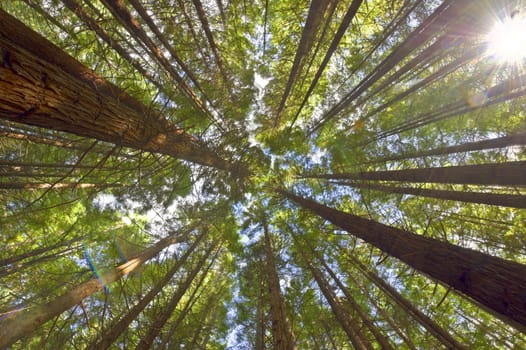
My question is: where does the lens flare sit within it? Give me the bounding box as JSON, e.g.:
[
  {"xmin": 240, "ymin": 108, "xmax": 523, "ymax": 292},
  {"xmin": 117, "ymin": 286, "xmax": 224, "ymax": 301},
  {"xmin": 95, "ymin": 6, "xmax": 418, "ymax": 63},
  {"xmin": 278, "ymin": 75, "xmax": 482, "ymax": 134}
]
[
  {"xmin": 487, "ymin": 15, "xmax": 526, "ymax": 63},
  {"xmin": 83, "ymin": 244, "xmax": 110, "ymax": 293}
]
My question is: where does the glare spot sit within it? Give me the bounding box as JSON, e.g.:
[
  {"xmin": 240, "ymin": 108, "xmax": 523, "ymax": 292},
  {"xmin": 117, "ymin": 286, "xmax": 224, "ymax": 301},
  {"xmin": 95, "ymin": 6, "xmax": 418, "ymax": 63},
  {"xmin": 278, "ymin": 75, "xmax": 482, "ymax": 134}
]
[{"xmin": 487, "ymin": 15, "xmax": 526, "ymax": 63}]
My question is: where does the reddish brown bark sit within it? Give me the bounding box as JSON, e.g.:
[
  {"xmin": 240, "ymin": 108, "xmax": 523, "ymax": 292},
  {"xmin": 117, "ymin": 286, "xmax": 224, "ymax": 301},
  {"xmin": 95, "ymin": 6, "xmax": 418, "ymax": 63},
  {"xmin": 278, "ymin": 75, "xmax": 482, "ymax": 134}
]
[
  {"xmin": 263, "ymin": 218, "xmax": 297, "ymax": 350},
  {"xmin": 0, "ymin": 10, "xmax": 236, "ymax": 172},
  {"xmin": 279, "ymin": 189, "xmax": 526, "ymax": 332}
]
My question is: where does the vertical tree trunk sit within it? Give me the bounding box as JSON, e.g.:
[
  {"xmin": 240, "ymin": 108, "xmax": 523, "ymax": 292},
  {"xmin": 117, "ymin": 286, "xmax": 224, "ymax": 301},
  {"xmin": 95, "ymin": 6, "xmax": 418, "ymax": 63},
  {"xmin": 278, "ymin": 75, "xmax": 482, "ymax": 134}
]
[
  {"xmin": 0, "ymin": 230, "xmax": 189, "ymax": 348},
  {"xmin": 262, "ymin": 218, "xmax": 297, "ymax": 350},
  {"xmin": 303, "ymin": 161, "xmax": 526, "ymax": 186},
  {"xmin": 134, "ymin": 243, "xmax": 216, "ymax": 350},
  {"xmin": 89, "ymin": 233, "xmax": 204, "ymax": 349},
  {"xmin": 0, "ymin": 9, "xmax": 238, "ymax": 173},
  {"xmin": 279, "ymin": 189, "xmax": 526, "ymax": 332},
  {"xmin": 255, "ymin": 257, "xmax": 267, "ymax": 350}
]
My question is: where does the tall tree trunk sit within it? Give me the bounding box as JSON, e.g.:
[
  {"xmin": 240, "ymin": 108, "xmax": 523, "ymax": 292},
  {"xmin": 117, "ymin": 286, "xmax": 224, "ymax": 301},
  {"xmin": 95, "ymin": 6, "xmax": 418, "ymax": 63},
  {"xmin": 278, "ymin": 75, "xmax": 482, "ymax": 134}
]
[
  {"xmin": 0, "ymin": 9, "xmax": 239, "ymax": 173},
  {"xmin": 89, "ymin": 232, "xmax": 204, "ymax": 349},
  {"xmin": 299, "ymin": 249, "xmax": 372, "ymax": 350},
  {"xmin": 134, "ymin": 243, "xmax": 216, "ymax": 350},
  {"xmin": 303, "ymin": 161, "xmax": 526, "ymax": 186},
  {"xmin": 262, "ymin": 218, "xmax": 297, "ymax": 350},
  {"xmin": 339, "ymin": 246, "xmax": 465, "ymax": 350},
  {"xmin": 292, "ymin": 0, "xmax": 364, "ymax": 130},
  {"xmin": 367, "ymin": 132, "xmax": 526, "ymax": 164},
  {"xmin": 279, "ymin": 189, "xmax": 526, "ymax": 332},
  {"xmin": 0, "ymin": 182, "xmax": 122, "ymax": 190},
  {"xmin": 255, "ymin": 257, "xmax": 267, "ymax": 350},
  {"xmin": 0, "ymin": 230, "xmax": 189, "ymax": 348},
  {"xmin": 333, "ymin": 181, "xmax": 526, "ymax": 209},
  {"xmin": 313, "ymin": 249, "xmax": 395, "ymax": 350},
  {"xmin": 274, "ymin": 0, "xmax": 330, "ymax": 126}
]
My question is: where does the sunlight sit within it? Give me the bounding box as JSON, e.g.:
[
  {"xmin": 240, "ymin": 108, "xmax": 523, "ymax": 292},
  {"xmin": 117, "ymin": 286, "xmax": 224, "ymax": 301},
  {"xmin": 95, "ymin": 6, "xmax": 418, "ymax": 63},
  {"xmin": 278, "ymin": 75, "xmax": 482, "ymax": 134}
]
[{"xmin": 486, "ymin": 14, "xmax": 526, "ymax": 63}]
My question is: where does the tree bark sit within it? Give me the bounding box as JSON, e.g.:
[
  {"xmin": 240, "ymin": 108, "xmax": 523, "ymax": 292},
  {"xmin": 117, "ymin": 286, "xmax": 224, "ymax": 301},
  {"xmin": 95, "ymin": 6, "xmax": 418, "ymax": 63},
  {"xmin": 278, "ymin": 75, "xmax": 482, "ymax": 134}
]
[
  {"xmin": 0, "ymin": 9, "xmax": 236, "ymax": 172},
  {"xmin": 263, "ymin": 218, "xmax": 297, "ymax": 350},
  {"xmin": 304, "ymin": 161, "xmax": 526, "ymax": 186},
  {"xmin": 0, "ymin": 230, "xmax": 189, "ymax": 348},
  {"xmin": 334, "ymin": 181, "xmax": 526, "ymax": 208},
  {"xmin": 279, "ymin": 189, "xmax": 526, "ymax": 332},
  {"xmin": 89, "ymin": 232, "xmax": 204, "ymax": 349}
]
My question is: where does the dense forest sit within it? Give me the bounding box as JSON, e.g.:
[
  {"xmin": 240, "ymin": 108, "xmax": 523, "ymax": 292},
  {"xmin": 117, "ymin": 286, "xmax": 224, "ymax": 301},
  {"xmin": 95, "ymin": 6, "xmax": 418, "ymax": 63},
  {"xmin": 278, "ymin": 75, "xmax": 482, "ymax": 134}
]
[{"xmin": 1, "ymin": 0, "xmax": 525, "ymax": 348}]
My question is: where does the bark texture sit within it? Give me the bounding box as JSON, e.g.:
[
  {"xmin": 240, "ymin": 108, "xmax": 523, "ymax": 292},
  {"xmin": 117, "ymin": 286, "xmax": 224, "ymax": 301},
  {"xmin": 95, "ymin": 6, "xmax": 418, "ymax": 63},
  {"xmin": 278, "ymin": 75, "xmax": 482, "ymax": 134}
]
[
  {"xmin": 279, "ymin": 189, "xmax": 526, "ymax": 332},
  {"xmin": 0, "ymin": 10, "xmax": 234, "ymax": 172},
  {"xmin": 263, "ymin": 219, "xmax": 297, "ymax": 350}
]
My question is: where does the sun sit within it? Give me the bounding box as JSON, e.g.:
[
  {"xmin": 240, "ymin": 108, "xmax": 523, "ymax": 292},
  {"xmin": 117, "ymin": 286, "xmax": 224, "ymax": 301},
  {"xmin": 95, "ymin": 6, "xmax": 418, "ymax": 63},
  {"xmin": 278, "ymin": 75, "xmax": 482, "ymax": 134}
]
[{"xmin": 486, "ymin": 14, "xmax": 526, "ymax": 63}]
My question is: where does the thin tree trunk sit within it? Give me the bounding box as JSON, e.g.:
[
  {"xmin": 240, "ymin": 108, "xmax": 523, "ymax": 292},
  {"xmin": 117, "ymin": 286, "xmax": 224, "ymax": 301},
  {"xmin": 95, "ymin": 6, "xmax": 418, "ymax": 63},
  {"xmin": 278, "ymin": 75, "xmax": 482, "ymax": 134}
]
[
  {"xmin": 291, "ymin": 0, "xmax": 364, "ymax": 130},
  {"xmin": 279, "ymin": 189, "xmax": 526, "ymax": 332},
  {"xmin": 275, "ymin": 0, "xmax": 330, "ymax": 125},
  {"xmin": 89, "ymin": 232, "xmax": 204, "ymax": 349},
  {"xmin": 368, "ymin": 132, "xmax": 526, "ymax": 164},
  {"xmin": 0, "ymin": 182, "xmax": 122, "ymax": 190},
  {"xmin": 299, "ymin": 250, "xmax": 372, "ymax": 350},
  {"xmin": 0, "ymin": 9, "xmax": 237, "ymax": 173},
  {"xmin": 313, "ymin": 250, "xmax": 395, "ymax": 349},
  {"xmin": 134, "ymin": 243, "xmax": 216, "ymax": 350},
  {"xmin": 263, "ymin": 218, "xmax": 297, "ymax": 350},
  {"xmin": 0, "ymin": 236, "xmax": 80, "ymax": 268},
  {"xmin": 0, "ymin": 230, "xmax": 189, "ymax": 348},
  {"xmin": 191, "ymin": 0, "xmax": 230, "ymax": 85},
  {"xmin": 341, "ymin": 246, "xmax": 468, "ymax": 349},
  {"xmin": 255, "ymin": 257, "xmax": 267, "ymax": 350},
  {"xmin": 303, "ymin": 161, "xmax": 526, "ymax": 186},
  {"xmin": 333, "ymin": 181, "xmax": 526, "ymax": 209}
]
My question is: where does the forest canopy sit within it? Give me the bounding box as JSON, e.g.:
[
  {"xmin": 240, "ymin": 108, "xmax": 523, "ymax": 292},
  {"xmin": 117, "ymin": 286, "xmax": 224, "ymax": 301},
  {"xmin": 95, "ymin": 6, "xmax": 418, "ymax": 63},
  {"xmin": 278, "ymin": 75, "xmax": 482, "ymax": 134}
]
[{"xmin": 1, "ymin": 0, "xmax": 525, "ymax": 348}]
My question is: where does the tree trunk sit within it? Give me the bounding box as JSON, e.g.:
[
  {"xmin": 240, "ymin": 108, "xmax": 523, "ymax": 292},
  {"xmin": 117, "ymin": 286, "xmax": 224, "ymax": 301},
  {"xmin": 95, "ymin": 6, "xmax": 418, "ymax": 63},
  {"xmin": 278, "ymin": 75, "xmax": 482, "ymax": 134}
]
[
  {"xmin": 89, "ymin": 233, "xmax": 204, "ymax": 349},
  {"xmin": 294, "ymin": 0, "xmax": 364, "ymax": 131},
  {"xmin": 368, "ymin": 132, "xmax": 526, "ymax": 164},
  {"xmin": 314, "ymin": 250, "xmax": 395, "ymax": 350},
  {"xmin": 279, "ymin": 189, "xmax": 526, "ymax": 332},
  {"xmin": 0, "ymin": 182, "xmax": 122, "ymax": 190},
  {"xmin": 304, "ymin": 161, "xmax": 526, "ymax": 186},
  {"xmin": 134, "ymin": 243, "xmax": 215, "ymax": 350},
  {"xmin": 0, "ymin": 9, "xmax": 237, "ymax": 173},
  {"xmin": 334, "ymin": 181, "xmax": 526, "ymax": 209},
  {"xmin": 341, "ymin": 248, "xmax": 465, "ymax": 350},
  {"xmin": 0, "ymin": 230, "xmax": 189, "ymax": 348},
  {"xmin": 255, "ymin": 257, "xmax": 267, "ymax": 350},
  {"xmin": 263, "ymin": 218, "xmax": 297, "ymax": 350},
  {"xmin": 300, "ymin": 250, "xmax": 372, "ymax": 350},
  {"xmin": 275, "ymin": 0, "xmax": 330, "ymax": 125}
]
